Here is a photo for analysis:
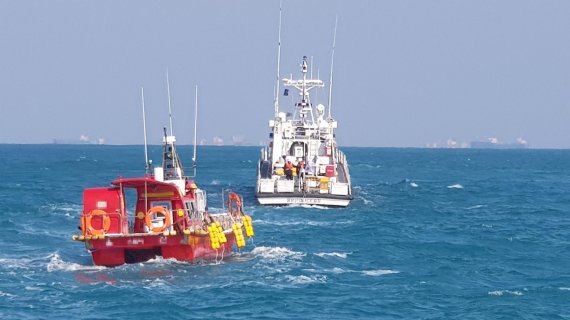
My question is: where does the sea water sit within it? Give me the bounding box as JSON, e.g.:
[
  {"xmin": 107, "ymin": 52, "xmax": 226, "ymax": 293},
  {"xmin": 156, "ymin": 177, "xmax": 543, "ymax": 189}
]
[{"xmin": 0, "ymin": 145, "xmax": 569, "ymax": 319}]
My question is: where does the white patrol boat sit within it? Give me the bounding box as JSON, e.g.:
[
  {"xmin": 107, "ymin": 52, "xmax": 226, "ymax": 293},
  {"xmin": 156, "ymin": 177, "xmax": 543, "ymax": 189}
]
[{"xmin": 255, "ymin": 56, "xmax": 353, "ymax": 207}]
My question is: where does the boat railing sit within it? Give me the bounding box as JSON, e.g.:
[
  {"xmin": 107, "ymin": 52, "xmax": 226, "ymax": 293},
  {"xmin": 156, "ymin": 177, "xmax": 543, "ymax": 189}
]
[{"xmin": 335, "ymin": 149, "xmax": 352, "ymax": 195}]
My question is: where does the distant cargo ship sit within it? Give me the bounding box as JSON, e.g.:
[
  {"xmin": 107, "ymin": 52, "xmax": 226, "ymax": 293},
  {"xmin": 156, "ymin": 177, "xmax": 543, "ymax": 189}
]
[{"xmin": 470, "ymin": 137, "xmax": 528, "ymax": 149}]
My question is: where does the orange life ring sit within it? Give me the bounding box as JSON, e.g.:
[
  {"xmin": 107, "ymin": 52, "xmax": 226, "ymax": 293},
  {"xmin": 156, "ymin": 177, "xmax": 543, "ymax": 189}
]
[
  {"xmin": 227, "ymin": 192, "xmax": 242, "ymax": 217},
  {"xmin": 145, "ymin": 206, "xmax": 172, "ymax": 233},
  {"xmin": 85, "ymin": 209, "xmax": 111, "ymax": 236}
]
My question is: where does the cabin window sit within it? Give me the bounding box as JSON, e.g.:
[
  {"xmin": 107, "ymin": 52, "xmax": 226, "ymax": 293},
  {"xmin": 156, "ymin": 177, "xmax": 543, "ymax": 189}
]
[
  {"xmin": 151, "ymin": 201, "xmax": 172, "ymax": 213},
  {"xmin": 194, "ymin": 190, "xmax": 206, "ymax": 213},
  {"xmin": 184, "ymin": 201, "xmax": 200, "ymax": 221}
]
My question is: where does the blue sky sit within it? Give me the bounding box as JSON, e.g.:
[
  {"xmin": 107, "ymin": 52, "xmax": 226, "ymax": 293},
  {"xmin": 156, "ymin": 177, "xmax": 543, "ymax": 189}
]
[{"xmin": 1, "ymin": 1, "xmax": 569, "ymax": 148}]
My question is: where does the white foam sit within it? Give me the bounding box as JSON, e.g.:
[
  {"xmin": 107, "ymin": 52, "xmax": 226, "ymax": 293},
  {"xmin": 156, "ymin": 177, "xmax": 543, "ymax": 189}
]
[
  {"xmin": 24, "ymin": 286, "xmax": 44, "ymax": 291},
  {"xmin": 285, "ymin": 204, "xmax": 330, "ymax": 210},
  {"xmin": 285, "ymin": 274, "xmax": 327, "ymax": 285},
  {"xmin": 447, "ymin": 184, "xmax": 464, "ymax": 189},
  {"xmin": 467, "ymin": 204, "xmax": 485, "ymax": 210},
  {"xmin": 314, "ymin": 252, "xmax": 350, "ymax": 259},
  {"xmin": 0, "ymin": 291, "xmax": 16, "ymax": 298},
  {"xmin": 40, "ymin": 203, "xmax": 82, "ymax": 214},
  {"xmin": 142, "ymin": 278, "xmax": 171, "ymax": 289},
  {"xmin": 253, "ymin": 220, "xmax": 349, "ymax": 227},
  {"xmin": 0, "ymin": 257, "xmax": 34, "ymax": 270},
  {"xmin": 251, "ymin": 246, "xmax": 305, "ymax": 261},
  {"xmin": 410, "ymin": 182, "xmax": 419, "ymax": 188},
  {"xmin": 46, "ymin": 253, "xmax": 105, "ymax": 272},
  {"xmin": 329, "ymin": 267, "xmax": 346, "ymax": 274},
  {"xmin": 210, "ymin": 180, "xmax": 221, "ymax": 185},
  {"xmin": 488, "ymin": 290, "xmax": 523, "ymax": 296},
  {"xmin": 362, "ymin": 269, "xmax": 399, "ymax": 276},
  {"xmin": 559, "ymin": 287, "xmax": 570, "ymax": 291}
]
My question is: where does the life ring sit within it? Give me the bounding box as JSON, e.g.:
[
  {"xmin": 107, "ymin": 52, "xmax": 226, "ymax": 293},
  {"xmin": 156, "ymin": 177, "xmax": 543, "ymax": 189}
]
[
  {"xmin": 145, "ymin": 206, "xmax": 172, "ymax": 233},
  {"xmin": 85, "ymin": 209, "xmax": 111, "ymax": 236},
  {"xmin": 227, "ymin": 192, "xmax": 242, "ymax": 217}
]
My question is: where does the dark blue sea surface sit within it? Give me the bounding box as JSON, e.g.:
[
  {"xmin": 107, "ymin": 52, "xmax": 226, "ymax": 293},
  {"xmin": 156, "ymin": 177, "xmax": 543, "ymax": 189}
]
[{"xmin": 1, "ymin": 145, "xmax": 569, "ymax": 319}]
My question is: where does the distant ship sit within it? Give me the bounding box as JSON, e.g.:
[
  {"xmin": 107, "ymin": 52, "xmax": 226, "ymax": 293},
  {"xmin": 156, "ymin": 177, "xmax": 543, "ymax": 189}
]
[
  {"xmin": 53, "ymin": 134, "xmax": 105, "ymax": 145},
  {"xmin": 470, "ymin": 137, "xmax": 528, "ymax": 149}
]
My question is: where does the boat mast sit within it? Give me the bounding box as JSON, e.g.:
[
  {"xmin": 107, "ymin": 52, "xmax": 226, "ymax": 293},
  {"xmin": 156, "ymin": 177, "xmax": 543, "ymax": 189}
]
[
  {"xmin": 301, "ymin": 56, "xmax": 309, "ymax": 123},
  {"xmin": 141, "ymin": 87, "xmax": 149, "ymax": 215},
  {"xmin": 166, "ymin": 69, "xmax": 174, "ymax": 136},
  {"xmin": 274, "ymin": 0, "xmax": 283, "ymax": 118},
  {"xmin": 161, "ymin": 77, "xmax": 184, "ymax": 182},
  {"xmin": 141, "ymin": 87, "xmax": 149, "ymax": 175},
  {"xmin": 327, "ymin": 16, "xmax": 338, "ymax": 119},
  {"xmin": 191, "ymin": 85, "xmax": 198, "ymax": 178},
  {"xmin": 165, "ymin": 70, "xmax": 181, "ymax": 177}
]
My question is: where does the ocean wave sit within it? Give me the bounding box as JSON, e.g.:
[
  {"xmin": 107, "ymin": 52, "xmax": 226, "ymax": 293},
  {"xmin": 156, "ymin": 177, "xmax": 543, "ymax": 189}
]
[
  {"xmin": 0, "ymin": 290, "xmax": 16, "ymax": 298},
  {"xmin": 253, "ymin": 219, "xmax": 352, "ymax": 227},
  {"xmin": 466, "ymin": 204, "xmax": 486, "ymax": 210},
  {"xmin": 285, "ymin": 274, "xmax": 327, "ymax": 285},
  {"xmin": 354, "ymin": 163, "xmax": 382, "ymax": 169},
  {"xmin": 46, "ymin": 253, "xmax": 105, "ymax": 272},
  {"xmin": 314, "ymin": 252, "xmax": 350, "ymax": 259},
  {"xmin": 488, "ymin": 290, "xmax": 523, "ymax": 296},
  {"xmin": 251, "ymin": 246, "xmax": 305, "ymax": 261},
  {"xmin": 0, "ymin": 257, "xmax": 34, "ymax": 271},
  {"xmin": 353, "ymin": 185, "xmax": 366, "ymax": 194},
  {"xmin": 0, "ymin": 254, "xmax": 63, "ymax": 271},
  {"xmin": 362, "ymin": 269, "xmax": 400, "ymax": 276},
  {"xmin": 296, "ymin": 204, "xmax": 331, "ymax": 210},
  {"xmin": 328, "ymin": 267, "xmax": 346, "ymax": 274},
  {"xmin": 447, "ymin": 184, "xmax": 464, "ymax": 189},
  {"xmin": 141, "ymin": 277, "xmax": 171, "ymax": 289},
  {"xmin": 361, "ymin": 196, "xmax": 373, "ymax": 206},
  {"xmin": 559, "ymin": 287, "xmax": 570, "ymax": 291},
  {"xmin": 24, "ymin": 286, "xmax": 45, "ymax": 292},
  {"xmin": 40, "ymin": 203, "xmax": 82, "ymax": 213},
  {"xmin": 410, "ymin": 182, "xmax": 419, "ymax": 188}
]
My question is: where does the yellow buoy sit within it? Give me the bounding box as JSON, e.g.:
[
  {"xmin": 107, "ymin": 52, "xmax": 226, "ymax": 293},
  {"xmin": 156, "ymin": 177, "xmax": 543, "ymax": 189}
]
[
  {"xmin": 216, "ymin": 221, "xmax": 227, "ymax": 244},
  {"xmin": 208, "ymin": 225, "xmax": 220, "ymax": 249},
  {"xmin": 243, "ymin": 215, "xmax": 254, "ymax": 237},
  {"xmin": 232, "ymin": 223, "xmax": 246, "ymax": 248}
]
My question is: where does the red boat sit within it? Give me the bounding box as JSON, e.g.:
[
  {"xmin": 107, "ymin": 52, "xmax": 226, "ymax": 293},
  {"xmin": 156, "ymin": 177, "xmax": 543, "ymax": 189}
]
[{"xmin": 72, "ymin": 132, "xmax": 254, "ymax": 267}]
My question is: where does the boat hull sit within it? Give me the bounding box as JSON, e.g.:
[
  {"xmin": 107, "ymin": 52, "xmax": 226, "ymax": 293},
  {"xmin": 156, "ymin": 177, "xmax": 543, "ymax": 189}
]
[
  {"xmin": 255, "ymin": 192, "xmax": 352, "ymax": 207},
  {"xmin": 82, "ymin": 232, "xmax": 236, "ymax": 267}
]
